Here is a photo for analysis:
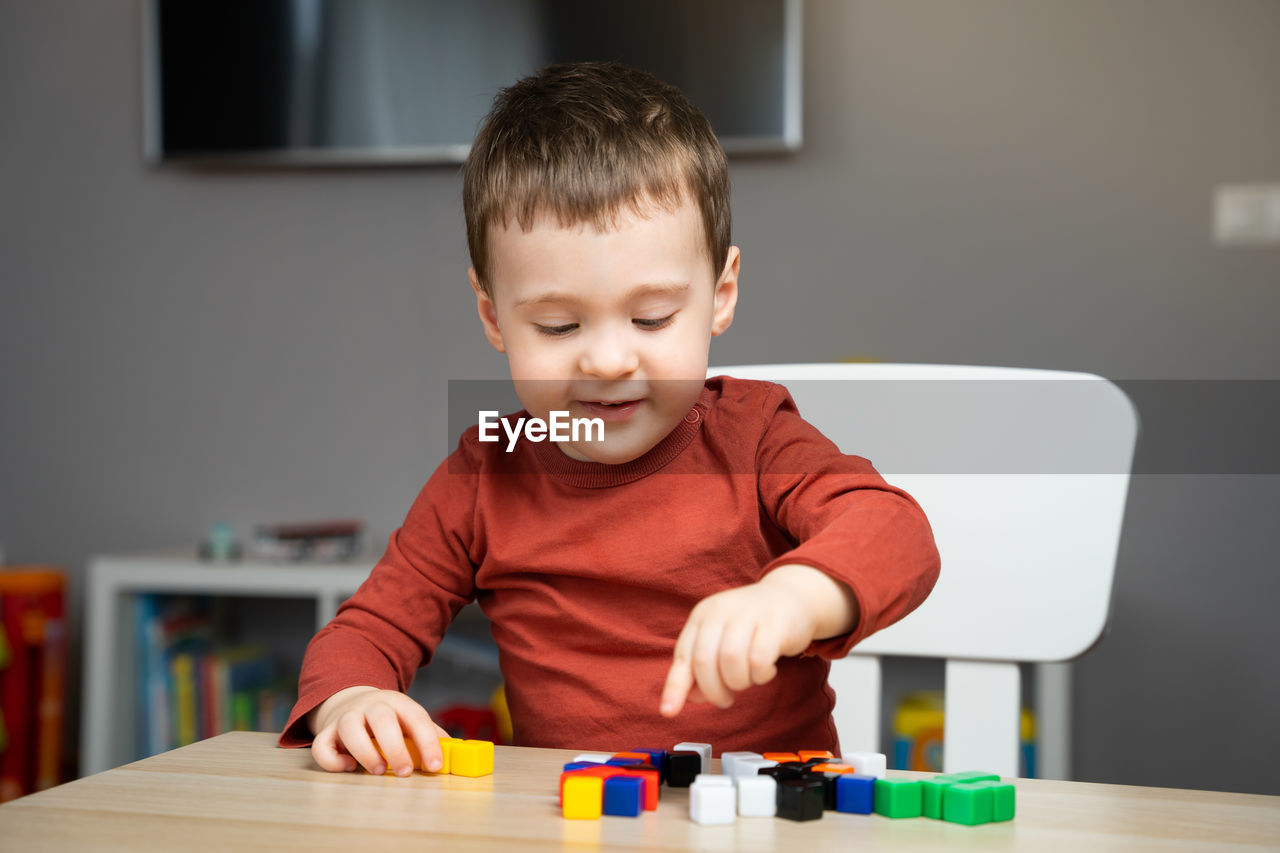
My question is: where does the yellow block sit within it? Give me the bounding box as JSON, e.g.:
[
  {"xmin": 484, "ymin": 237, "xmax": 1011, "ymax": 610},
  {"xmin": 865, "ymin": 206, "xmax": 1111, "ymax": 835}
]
[
  {"xmin": 562, "ymin": 775, "xmax": 604, "ymax": 819},
  {"xmin": 436, "ymin": 737, "xmax": 464, "ymax": 774},
  {"xmin": 450, "ymin": 739, "xmax": 495, "ymax": 777}
]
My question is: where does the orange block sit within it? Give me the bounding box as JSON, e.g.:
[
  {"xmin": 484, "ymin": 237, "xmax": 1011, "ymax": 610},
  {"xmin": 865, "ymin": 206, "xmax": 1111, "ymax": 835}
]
[
  {"xmin": 763, "ymin": 752, "xmax": 801, "ymax": 763},
  {"xmin": 811, "ymin": 762, "xmax": 856, "ymax": 774},
  {"xmin": 611, "ymin": 751, "xmax": 652, "ymax": 763},
  {"xmin": 798, "ymin": 750, "xmax": 835, "ymax": 762}
]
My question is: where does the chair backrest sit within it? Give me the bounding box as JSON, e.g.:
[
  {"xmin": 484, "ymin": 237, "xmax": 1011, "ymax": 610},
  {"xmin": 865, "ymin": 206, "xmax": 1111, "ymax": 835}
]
[{"xmin": 708, "ymin": 363, "xmax": 1138, "ymax": 775}]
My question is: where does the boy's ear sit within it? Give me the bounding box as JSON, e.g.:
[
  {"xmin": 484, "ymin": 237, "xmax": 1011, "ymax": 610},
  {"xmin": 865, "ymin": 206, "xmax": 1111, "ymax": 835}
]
[
  {"xmin": 710, "ymin": 246, "xmax": 740, "ymax": 337},
  {"xmin": 469, "ymin": 267, "xmax": 506, "ymax": 353}
]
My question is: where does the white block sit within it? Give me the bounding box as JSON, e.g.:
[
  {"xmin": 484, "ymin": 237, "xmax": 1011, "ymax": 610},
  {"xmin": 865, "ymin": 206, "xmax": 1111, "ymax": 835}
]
[
  {"xmin": 695, "ymin": 773, "xmax": 733, "ymax": 786},
  {"xmin": 731, "ymin": 757, "xmax": 777, "ymax": 782},
  {"xmin": 845, "ymin": 752, "xmax": 887, "ymax": 779},
  {"xmin": 690, "ymin": 777, "xmax": 737, "ymax": 825},
  {"xmin": 719, "ymin": 751, "xmax": 762, "ymax": 779},
  {"xmin": 573, "ymin": 752, "xmax": 613, "ymax": 764},
  {"xmin": 674, "ymin": 742, "xmax": 712, "ymax": 774},
  {"xmin": 736, "ymin": 775, "xmax": 777, "ymax": 817}
]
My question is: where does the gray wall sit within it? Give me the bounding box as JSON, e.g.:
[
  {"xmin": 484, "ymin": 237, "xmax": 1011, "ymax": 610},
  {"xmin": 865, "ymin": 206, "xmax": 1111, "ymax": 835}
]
[{"xmin": 2, "ymin": 0, "xmax": 1277, "ymax": 794}]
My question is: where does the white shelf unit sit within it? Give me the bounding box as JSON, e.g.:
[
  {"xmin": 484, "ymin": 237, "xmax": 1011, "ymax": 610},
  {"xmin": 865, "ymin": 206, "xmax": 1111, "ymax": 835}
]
[{"xmin": 81, "ymin": 553, "xmax": 381, "ymax": 777}]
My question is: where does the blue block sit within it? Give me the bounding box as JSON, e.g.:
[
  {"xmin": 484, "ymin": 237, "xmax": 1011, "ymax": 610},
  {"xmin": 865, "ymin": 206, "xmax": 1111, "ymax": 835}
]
[
  {"xmin": 603, "ymin": 775, "xmax": 644, "ymax": 817},
  {"xmin": 563, "ymin": 761, "xmax": 603, "ymax": 771},
  {"xmin": 632, "ymin": 749, "xmax": 667, "ymax": 783},
  {"xmin": 606, "ymin": 757, "xmax": 644, "ymax": 767},
  {"xmin": 835, "ymin": 774, "xmax": 875, "ymax": 814}
]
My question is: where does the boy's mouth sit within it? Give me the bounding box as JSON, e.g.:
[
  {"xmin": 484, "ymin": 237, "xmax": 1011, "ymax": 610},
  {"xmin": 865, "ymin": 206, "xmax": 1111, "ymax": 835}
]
[{"xmin": 577, "ymin": 399, "xmax": 644, "ymax": 421}]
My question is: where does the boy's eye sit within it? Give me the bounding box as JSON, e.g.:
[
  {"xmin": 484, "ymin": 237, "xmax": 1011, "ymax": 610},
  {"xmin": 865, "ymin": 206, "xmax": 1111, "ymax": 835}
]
[
  {"xmin": 535, "ymin": 323, "xmax": 578, "ymax": 337},
  {"xmin": 633, "ymin": 314, "xmax": 675, "ymax": 330}
]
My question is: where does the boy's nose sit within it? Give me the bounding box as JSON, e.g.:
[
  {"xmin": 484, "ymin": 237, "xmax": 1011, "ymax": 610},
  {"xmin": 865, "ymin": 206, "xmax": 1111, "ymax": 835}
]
[{"xmin": 578, "ymin": 331, "xmax": 640, "ymax": 378}]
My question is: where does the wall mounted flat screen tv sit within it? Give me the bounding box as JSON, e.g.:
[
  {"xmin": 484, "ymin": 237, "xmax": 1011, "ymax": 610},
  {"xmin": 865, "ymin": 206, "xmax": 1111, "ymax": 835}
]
[{"xmin": 144, "ymin": 0, "xmax": 802, "ymax": 166}]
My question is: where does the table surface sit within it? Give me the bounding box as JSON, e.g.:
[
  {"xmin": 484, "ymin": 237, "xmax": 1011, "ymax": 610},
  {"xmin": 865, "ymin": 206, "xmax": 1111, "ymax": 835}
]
[{"xmin": 1, "ymin": 732, "xmax": 1276, "ymax": 851}]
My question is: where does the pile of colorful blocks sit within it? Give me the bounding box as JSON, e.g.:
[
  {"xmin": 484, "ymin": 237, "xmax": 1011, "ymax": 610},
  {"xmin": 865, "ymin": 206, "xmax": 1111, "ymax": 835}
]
[{"xmin": 559, "ymin": 744, "xmax": 1015, "ymax": 827}]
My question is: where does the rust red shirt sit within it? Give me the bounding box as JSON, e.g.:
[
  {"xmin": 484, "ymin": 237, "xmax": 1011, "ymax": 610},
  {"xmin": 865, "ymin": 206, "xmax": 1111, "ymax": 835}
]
[{"xmin": 280, "ymin": 377, "xmax": 940, "ymax": 755}]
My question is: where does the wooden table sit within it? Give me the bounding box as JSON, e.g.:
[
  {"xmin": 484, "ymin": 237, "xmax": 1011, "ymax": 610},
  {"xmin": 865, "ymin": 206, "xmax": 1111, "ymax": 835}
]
[{"xmin": 1, "ymin": 732, "xmax": 1276, "ymax": 851}]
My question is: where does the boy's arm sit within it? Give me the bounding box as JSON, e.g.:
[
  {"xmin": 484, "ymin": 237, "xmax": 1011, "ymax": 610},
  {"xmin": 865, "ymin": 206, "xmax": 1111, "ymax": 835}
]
[
  {"xmin": 661, "ymin": 384, "xmax": 939, "ymax": 715},
  {"xmin": 278, "ymin": 447, "xmax": 481, "ymax": 749}
]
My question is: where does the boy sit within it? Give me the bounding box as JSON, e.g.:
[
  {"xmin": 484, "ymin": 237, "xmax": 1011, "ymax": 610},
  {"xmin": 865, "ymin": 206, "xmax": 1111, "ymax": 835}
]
[{"xmin": 279, "ymin": 62, "xmax": 939, "ymax": 777}]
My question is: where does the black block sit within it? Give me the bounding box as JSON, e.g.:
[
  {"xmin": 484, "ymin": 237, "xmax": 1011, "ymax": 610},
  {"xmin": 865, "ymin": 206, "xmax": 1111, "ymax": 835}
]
[
  {"xmin": 759, "ymin": 764, "xmax": 805, "ymax": 782},
  {"xmin": 665, "ymin": 750, "xmax": 700, "ymax": 787},
  {"xmin": 777, "ymin": 778, "xmax": 825, "ymax": 821}
]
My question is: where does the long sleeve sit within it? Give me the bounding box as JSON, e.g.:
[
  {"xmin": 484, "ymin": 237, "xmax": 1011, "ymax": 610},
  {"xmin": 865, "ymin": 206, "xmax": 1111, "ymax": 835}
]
[
  {"xmin": 278, "ymin": 446, "xmax": 481, "ymax": 748},
  {"xmin": 753, "ymin": 385, "xmax": 941, "ymax": 658}
]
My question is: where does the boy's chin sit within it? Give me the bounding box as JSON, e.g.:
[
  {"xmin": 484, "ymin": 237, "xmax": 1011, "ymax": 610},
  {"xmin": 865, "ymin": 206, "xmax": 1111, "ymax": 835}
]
[{"xmin": 557, "ymin": 436, "xmax": 659, "ymax": 465}]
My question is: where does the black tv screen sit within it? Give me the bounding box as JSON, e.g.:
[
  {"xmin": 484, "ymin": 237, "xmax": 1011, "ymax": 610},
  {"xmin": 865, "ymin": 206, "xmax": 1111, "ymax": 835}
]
[{"xmin": 144, "ymin": 0, "xmax": 802, "ymax": 165}]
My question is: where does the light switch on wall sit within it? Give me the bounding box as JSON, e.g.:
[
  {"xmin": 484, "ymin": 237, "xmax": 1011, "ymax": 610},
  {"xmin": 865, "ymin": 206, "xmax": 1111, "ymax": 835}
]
[{"xmin": 1214, "ymin": 183, "xmax": 1280, "ymax": 245}]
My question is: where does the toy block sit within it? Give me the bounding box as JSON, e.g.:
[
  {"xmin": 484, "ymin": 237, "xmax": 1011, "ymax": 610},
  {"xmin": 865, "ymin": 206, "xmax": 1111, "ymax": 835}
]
[
  {"xmin": 844, "ymin": 751, "xmax": 887, "ymax": 779},
  {"xmin": 942, "ymin": 780, "xmax": 1015, "ymax": 825},
  {"xmin": 574, "ymin": 752, "xmax": 614, "ymax": 764},
  {"xmin": 732, "ymin": 757, "xmax": 777, "ymax": 781},
  {"xmin": 777, "ymin": 778, "xmax": 825, "ymax": 821},
  {"xmin": 736, "ymin": 775, "xmax": 777, "ymax": 817},
  {"xmin": 665, "ymin": 750, "xmax": 701, "ymax": 787},
  {"xmin": 810, "ymin": 762, "xmax": 855, "ymax": 774},
  {"xmin": 564, "ymin": 761, "xmax": 603, "ymax": 772},
  {"xmin": 762, "ymin": 752, "xmax": 801, "ymax": 763},
  {"xmin": 563, "ymin": 775, "xmax": 604, "ymax": 820},
  {"xmin": 606, "ymin": 757, "xmax": 645, "ymax": 767},
  {"xmin": 618, "ymin": 765, "xmax": 659, "ymax": 811},
  {"xmin": 424, "ymin": 736, "xmax": 461, "ymax": 774},
  {"xmin": 603, "ymin": 775, "xmax": 644, "ymax": 817},
  {"xmin": 798, "ymin": 750, "xmax": 834, "ymax": 763},
  {"xmin": 719, "ymin": 751, "xmax": 762, "ymax": 779},
  {"xmin": 873, "ymin": 778, "xmax": 923, "ymax": 818},
  {"xmin": 921, "ymin": 771, "xmax": 1001, "ymax": 819},
  {"xmin": 695, "ymin": 773, "xmax": 733, "ymax": 786},
  {"xmin": 758, "ymin": 764, "xmax": 805, "ymax": 783},
  {"xmin": 690, "ymin": 776, "xmax": 736, "ymax": 825},
  {"xmin": 630, "ymin": 748, "xmax": 668, "ymax": 782},
  {"xmin": 673, "ymin": 742, "xmax": 712, "ymax": 774},
  {"xmin": 942, "ymin": 781, "xmax": 993, "ymax": 825},
  {"xmin": 814, "ymin": 763, "xmax": 855, "ymax": 804},
  {"xmin": 612, "ymin": 751, "xmax": 652, "ymax": 763},
  {"xmin": 450, "ymin": 739, "xmax": 494, "ymax": 777},
  {"xmin": 989, "ymin": 782, "xmax": 1016, "ymax": 821},
  {"xmin": 559, "ymin": 766, "xmax": 625, "ymax": 805},
  {"xmin": 835, "ymin": 774, "xmax": 875, "ymax": 814}
]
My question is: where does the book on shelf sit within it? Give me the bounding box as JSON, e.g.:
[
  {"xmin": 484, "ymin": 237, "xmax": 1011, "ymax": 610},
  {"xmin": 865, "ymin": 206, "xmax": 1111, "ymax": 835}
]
[
  {"xmin": 0, "ymin": 567, "xmax": 67, "ymax": 803},
  {"xmin": 134, "ymin": 595, "xmax": 297, "ymax": 758}
]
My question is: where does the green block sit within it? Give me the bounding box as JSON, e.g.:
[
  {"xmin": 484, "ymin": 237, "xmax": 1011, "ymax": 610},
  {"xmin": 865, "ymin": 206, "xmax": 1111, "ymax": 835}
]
[
  {"xmin": 921, "ymin": 777, "xmax": 949, "ymax": 819},
  {"xmin": 989, "ymin": 782, "xmax": 1016, "ymax": 821},
  {"xmin": 922, "ymin": 772, "xmax": 1002, "ymax": 819},
  {"xmin": 943, "ymin": 781, "xmax": 995, "ymax": 826},
  {"xmin": 873, "ymin": 778, "xmax": 923, "ymax": 819}
]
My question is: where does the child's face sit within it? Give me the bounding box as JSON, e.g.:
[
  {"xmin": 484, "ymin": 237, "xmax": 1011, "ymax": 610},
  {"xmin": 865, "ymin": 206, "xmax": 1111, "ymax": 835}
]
[{"xmin": 470, "ymin": 196, "xmax": 739, "ymax": 464}]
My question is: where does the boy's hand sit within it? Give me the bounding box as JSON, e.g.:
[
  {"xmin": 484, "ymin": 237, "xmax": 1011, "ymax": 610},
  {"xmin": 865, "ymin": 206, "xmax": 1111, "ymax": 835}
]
[
  {"xmin": 308, "ymin": 685, "xmax": 452, "ymax": 776},
  {"xmin": 659, "ymin": 564, "xmax": 859, "ymax": 717}
]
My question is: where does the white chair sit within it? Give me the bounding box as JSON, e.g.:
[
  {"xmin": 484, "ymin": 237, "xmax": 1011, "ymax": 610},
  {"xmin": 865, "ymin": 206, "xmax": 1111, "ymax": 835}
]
[{"xmin": 708, "ymin": 363, "xmax": 1138, "ymax": 778}]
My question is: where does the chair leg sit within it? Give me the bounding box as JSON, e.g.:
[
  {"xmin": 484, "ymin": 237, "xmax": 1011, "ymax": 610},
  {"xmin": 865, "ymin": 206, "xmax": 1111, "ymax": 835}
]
[
  {"xmin": 944, "ymin": 659, "xmax": 1020, "ymax": 777},
  {"xmin": 829, "ymin": 654, "xmax": 881, "ymax": 755}
]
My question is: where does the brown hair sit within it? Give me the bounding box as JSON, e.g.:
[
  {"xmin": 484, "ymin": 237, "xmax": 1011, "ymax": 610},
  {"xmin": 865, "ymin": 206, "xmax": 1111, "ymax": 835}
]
[{"xmin": 464, "ymin": 61, "xmax": 730, "ymax": 294}]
